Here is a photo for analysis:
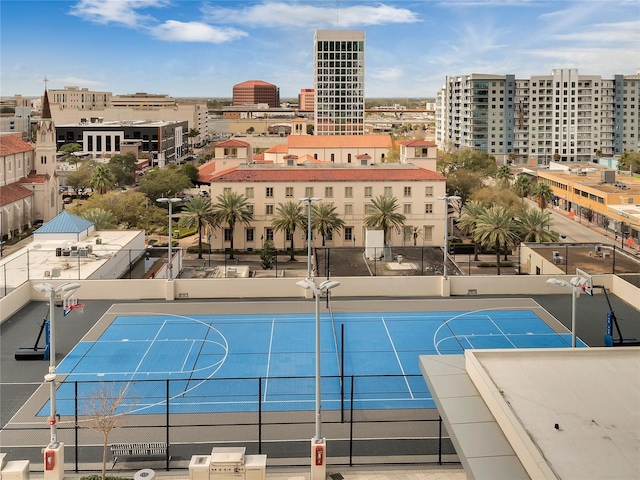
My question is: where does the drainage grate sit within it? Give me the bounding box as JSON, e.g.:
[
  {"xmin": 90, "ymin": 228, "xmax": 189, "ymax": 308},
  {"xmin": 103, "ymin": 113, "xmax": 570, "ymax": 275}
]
[{"xmin": 330, "ymin": 474, "xmax": 344, "ymax": 480}]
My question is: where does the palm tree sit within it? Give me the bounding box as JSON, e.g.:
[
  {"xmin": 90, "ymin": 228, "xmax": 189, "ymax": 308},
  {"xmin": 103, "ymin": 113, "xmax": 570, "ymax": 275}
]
[
  {"xmin": 80, "ymin": 208, "xmax": 117, "ymax": 229},
  {"xmin": 363, "ymin": 195, "xmax": 406, "ymax": 245},
  {"xmin": 457, "ymin": 200, "xmax": 485, "ymax": 261},
  {"xmin": 513, "ymin": 174, "xmax": 532, "ymax": 201},
  {"xmin": 473, "ymin": 206, "xmax": 519, "ymax": 275},
  {"xmin": 532, "ymin": 182, "xmax": 554, "ymax": 210},
  {"xmin": 90, "ymin": 164, "xmax": 115, "ymax": 194},
  {"xmin": 515, "ymin": 208, "xmax": 560, "ymax": 243},
  {"xmin": 211, "ymin": 190, "xmax": 253, "ymax": 260},
  {"xmin": 312, "ymin": 202, "xmax": 345, "ymax": 246},
  {"xmin": 495, "ymin": 165, "xmax": 513, "ymax": 186},
  {"xmin": 410, "ymin": 226, "xmax": 422, "ymax": 246},
  {"xmin": 178, "ymin": 196, "xmax": 218, "ymax": 259},
  {"xmin": 271, "ymin": 201, "xmax": 305, "ymax": 260}
]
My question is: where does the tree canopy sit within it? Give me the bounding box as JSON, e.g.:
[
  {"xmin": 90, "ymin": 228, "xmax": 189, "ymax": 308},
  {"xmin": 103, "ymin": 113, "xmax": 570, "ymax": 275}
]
[{"xmin": 136, "ymin": 167, "xmax": 191, "ymax": 201}]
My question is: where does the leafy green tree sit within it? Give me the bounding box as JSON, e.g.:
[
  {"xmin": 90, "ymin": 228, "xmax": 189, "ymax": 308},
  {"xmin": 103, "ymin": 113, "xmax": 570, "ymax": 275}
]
[
  {"xmin": 188, "ymin": 128, "xmax": 200, "ymax": 149},
  {"xmin": 514, "ymin": 208, "xmax": 559, "ymax": 243},
  {"xmin": 456, "ymin": 200, "xmax": 485, "ymax": 261},
  {"xmin": 363, "ymin": 195, "xmax": 406, "ymax": 245},
  {"xmin": 73, "ymin": 191, "xmax": 165, "ymax": 230},
  {"xmin": 513, "ymin": 174, "xmax": 532, "ymax": 200},
  {"xmin": 66, "ymin": 161, "xmax": 94, "ymax": 192},
  {"xmin": 211, "ymin": 190, "xmax": 253, "ymax": 260},
  {"xmin": 108, "ymin": 153, "xmax": 138, "ymax": 186},
  {"xmin": 472, "ymin": 186, "xmax": 521, "ymax": 211},
  {"xmin": 90, "ymin": 164, "xmax": 115, "ymax": 194},
  {"xmin": 618, "ymin": 151, "xmax": 640, "ymax": 175},
  {"xmin": 178, "ymin": 196, "xmax": 218, "ymax": 259},
  {"xmin": 437, "ymin": 148, "xmax": 498, "ymax": 202},
  {"xmin": 260, "ymin": 240, "xmax": 277, "ymax": 269},
  {"xmin": 59, "ymin": 143, "xmax": 83, "ymax": 166},
  {"xmin": 532, "ymin": 182, "xmax": 554, "ymax": 210},
  {"xmin": 136, "ymin": 168, "xmax": 191, "ymax": 202},
  {"xmin": 79, "ymin": 208, "xmax": 117, "ymax": 229},
  {"xmin": 271, "ymin": 201, "xmax": 305, "ymax": 261},
  {"xmin": 180, "ymin": 163, "xmax": 200, "ymax": 182},
  {"xmin": 312, "ymin": 202, "xmax": 345, "ymax": 246},
  {"xmin": 473, "ymin": 206, "xmax": 519, "ymax": 275}
]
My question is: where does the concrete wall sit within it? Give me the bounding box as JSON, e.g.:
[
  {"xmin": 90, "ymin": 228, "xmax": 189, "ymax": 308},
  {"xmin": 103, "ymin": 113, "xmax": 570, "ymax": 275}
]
[{"xmin": 2, "ymin": 272, "xmax": 637, "ymax": 326}]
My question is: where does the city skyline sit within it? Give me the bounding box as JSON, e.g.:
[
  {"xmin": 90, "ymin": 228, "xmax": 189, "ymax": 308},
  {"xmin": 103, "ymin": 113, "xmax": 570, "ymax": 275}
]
[{"xmin": 1, "ymin": 0, "xmax": 638, "ymax": 99}]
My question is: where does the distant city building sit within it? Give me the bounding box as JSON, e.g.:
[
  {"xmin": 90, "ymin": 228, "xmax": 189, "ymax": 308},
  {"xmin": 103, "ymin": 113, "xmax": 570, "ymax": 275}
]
[
  {"xmin": 436, "ymin": 69, "xmax": 640, "ymax": 165},
  {"xmin": 44, "ymin": 87, "xmax": 208, "ymax": 145},
  {"xmin": 233, "ymin": 80, "xmax": 280, "ymax": 108},
  {"xmin": 48, "ymin": 86, "xmax": 112, "ymax": 110},
  {"xmin": 55, "ymin": 118, "xmax": 189, "ymax": 165},
  {"xmin": 314, "ymin": 30, "xmax": 365, "ymax": 135},
  {"xmin": 298, "ymin": 88, "xmax": 315, "ymax": 112}
]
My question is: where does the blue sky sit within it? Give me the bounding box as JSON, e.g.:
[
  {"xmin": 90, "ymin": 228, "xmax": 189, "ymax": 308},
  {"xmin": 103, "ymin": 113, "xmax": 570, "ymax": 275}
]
[{"xmin": 1, "ymin": 0, "xmax": 638, "ymax": 99}]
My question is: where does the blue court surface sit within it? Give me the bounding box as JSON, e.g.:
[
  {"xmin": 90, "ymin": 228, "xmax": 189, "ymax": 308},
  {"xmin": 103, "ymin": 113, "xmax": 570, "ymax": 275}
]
[{"xmin": 46, "ymin": 309, "xmax": 583, "ymax": 416}]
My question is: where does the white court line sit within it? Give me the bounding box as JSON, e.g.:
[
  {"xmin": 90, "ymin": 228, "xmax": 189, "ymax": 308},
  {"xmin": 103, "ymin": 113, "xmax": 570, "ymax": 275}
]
[
  {"xmin": 181, "ymin": 340, "xmax": 197, "ymax": 372},
  {"xmin": 263, "ymin": 317, "xmax": 276, "ymax": 402},
  {"xmin": 381, "ymin": 316, "xmax": 414, "ymax": 399},
  {"xmin": 488, "ymin": 318, "xmax": 518, "ymax": 349}
]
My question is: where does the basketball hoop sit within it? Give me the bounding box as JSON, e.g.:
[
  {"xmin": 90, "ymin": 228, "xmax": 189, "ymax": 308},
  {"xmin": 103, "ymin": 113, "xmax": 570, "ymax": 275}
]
[{"xmin": 69, "ymin": 303, "xmax": 85, "ymax": 314}]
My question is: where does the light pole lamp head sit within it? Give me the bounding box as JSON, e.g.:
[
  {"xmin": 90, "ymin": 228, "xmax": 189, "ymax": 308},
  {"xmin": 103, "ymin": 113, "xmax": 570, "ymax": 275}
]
[
  {"xmin": 34, "ymin": 283, "xmax": 55, "ymax": 293},
  {"xmin": 546, "ymin": 278, "xmax": 569, "ymax": 287},
  {"xmin": 299, "ymin": 197, "xmax": 321, "ymax": 203},
  {"xmin": 319, "ymin": 280, "xmax": 340, "ymax": 292}
]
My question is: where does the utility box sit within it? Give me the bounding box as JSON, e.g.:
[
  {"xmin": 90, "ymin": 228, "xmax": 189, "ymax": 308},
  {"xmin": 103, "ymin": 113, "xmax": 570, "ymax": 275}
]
[
  {"xmin": 189, "ymin": 455, "xmax": 211, "ymax": 480},
  {"xmin": 244, "ymin": 455, "xmax": 266, "ymax": 480},
  {"xmin": 2, "ymin": 460, "xmax": 30, "ymax": 480}
]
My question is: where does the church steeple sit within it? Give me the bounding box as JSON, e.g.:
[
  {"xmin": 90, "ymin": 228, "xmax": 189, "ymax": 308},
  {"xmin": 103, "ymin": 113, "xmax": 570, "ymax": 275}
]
[{"xmin": 41, "ymin": 88, "xmax": 52, "ymax": 120}]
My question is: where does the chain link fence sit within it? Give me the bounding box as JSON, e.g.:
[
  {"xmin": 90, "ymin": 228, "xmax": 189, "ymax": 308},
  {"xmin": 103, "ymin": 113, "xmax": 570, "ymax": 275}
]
[{"xmin": 1, "ymin": 375, "xmax": 457, "ymax": 472}]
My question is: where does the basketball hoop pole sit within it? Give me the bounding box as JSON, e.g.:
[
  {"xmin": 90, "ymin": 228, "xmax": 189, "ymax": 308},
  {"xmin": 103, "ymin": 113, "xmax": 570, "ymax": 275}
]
[{"xmin": 33, "ymin": 283, "xmax": 80, "ymax": 447}]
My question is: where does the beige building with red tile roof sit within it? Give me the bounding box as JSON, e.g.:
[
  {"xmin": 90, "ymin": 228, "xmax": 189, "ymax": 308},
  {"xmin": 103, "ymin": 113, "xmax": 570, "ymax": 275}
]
[{"xmin": 199, "ymin": 162, "xmax": 446, "ymax": 250}]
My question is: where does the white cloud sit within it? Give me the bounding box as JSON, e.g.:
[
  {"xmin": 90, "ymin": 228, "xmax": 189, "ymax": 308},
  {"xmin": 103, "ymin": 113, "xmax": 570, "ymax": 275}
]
[
  {"xmin": 69, "ymin": 0, "xmax": 170, "ymax": 27},
  {"xmin": 151, "ymin": 21, "xmax": 248, "ymax": 43},
  {"xmin": 53, "ymin": 76, "xmax": 105, "ymax": 88},
  {"xmin": 370, "ymin": 66, "xmax": 403, "ymax": 82},
  {"xmin": 202, "ymin": 2, "xmax": 420, "ymax": 28},
  {"xmin": 553, "ymin": 20, "xmax": 640, "ymax": 44}
]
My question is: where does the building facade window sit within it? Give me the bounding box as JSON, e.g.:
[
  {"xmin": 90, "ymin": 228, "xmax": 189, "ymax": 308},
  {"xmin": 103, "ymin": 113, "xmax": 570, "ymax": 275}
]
[
  {"xmin": 285, "ymin": 187, "xmax": 294, "ymax": 198},
  {"xmin": 325, "ymin": 186, "xmax": 333, "ymax": 198},
  {"xmin": 425, "ymin": 204, "xmax": 433, "ymax": 214},
  {"xmin": 403, "ymin": 204, "xmax": 412, "ymax": 214},
  {"xmin": 344, "ymin": 227, "xmax": 353, "ymax": 241},
  {"xmin": 245, "ymin": 187, "xmax": 254, "ymax": 198},
  {"xmin": 404, "ymin": 186, "xmax": 412, "ymax": 197},
  {"xmin": 266, "ymin": 204, "xmax": 274, "ymax": 215},
  {"xmin": 364, "ymin": 186, "xmax": 373, "ymax": 197},
  {"xmin": 266, "ymin": 187, "xmax": 274, "ymax": 197},
  {"xmin": 305, "ymin": 187, "xmax": 314, "ymax": 197},
  {"xmin": 265, "ymin": 228, "xmax": 274, "ymax": 241},
  {"xmin": 246, "ymin": 228, "xmax": 254, "ymax": 242},
  {"xmin": 345, "ymin": 186, "xmax": 353, "ymax": 198}
]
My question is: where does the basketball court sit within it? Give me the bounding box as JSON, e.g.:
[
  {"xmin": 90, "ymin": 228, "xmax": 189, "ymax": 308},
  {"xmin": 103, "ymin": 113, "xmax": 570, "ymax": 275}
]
[{"xmin": 20, "ymin": 297, "xmax": 586, "ymax": 418}]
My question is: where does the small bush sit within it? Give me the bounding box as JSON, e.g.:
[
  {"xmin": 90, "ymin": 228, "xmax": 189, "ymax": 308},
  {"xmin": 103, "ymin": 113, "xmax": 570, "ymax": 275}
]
[{"xmin": 478, "ymin": 262, "xmax": 514, "ymax": 268}]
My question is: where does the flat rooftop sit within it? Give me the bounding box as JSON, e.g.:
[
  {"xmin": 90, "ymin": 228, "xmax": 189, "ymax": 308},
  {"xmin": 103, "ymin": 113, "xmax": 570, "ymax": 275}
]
[
  {"xmin": 420, "ymin": 348, "xmax": 640, "ymax": 480},
  {"xmin": 0, "ymin": 229, "xmax": 142, "ymax": 289}
]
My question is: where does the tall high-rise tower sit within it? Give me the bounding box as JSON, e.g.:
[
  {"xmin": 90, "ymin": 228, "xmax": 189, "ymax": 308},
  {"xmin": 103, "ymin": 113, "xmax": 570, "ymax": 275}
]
[{"xmin": 314, "ymin": 30, "xmax": 365, "ymax": 135}]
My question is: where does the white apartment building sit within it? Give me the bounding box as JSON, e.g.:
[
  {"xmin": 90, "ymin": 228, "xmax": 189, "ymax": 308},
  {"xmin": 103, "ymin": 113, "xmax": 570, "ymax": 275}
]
[
  {"xmin": 314, "ymin": 30, "xmax": 365, "ymax": 135},
  {"xmin": 436, "ymin": 69, "xmax": 640, "ymax": 165}
]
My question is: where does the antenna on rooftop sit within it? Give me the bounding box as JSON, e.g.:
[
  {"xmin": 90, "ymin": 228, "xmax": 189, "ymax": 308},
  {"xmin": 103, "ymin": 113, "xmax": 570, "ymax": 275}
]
[{"xmin": 43, "ymin": 75, "xmax": 49, "ymax": 90}]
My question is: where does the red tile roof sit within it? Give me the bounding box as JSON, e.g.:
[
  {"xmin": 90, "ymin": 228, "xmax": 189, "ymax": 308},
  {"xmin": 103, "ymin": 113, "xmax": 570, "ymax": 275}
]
[
  {"xmin": 196, "ymin": 160, "xmax": 218, "ymax": 183},
  {"xmin": 287, "ymin": 135, "xmax": 392, "ymax": 148},
  {"xmin": 265, "ymin": 144, "xmax": 288, "ymax": 153},
  {"xmin": 210, "ymin": 166, "xmax": 445, "ymax": 183},
  {"xmin": 21, "ymin": 171, "xmax": 49, "ymax": 185},
  {"xmin": 400, "ymin": 139, "xmax": 436, "ymax": 147},
  {"xmin": 0, "ymin": 135, "xmax": 33, "ymax": 156},
  {"xmin": 0, "ymin": 183, "xmax": 34, "ymax": 207},
  {"xmin": 215, "ymin": 139, "xmax": 250, "ymax": 148}
]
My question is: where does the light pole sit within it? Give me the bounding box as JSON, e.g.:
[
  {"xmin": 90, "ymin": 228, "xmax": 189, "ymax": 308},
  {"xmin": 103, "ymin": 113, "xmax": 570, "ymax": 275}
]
[
  {"xmin": 33, "ymin": 282, "xmax": 80, "ymax": 480},
  {"xmin": 156, "ymin": 197, "xmax": 182, "ymax": 280},
  {"xmin": 299, "ymin": 197, "xmax": 321, "ymax": 279},
  {"xmin": 296, "ymin": 278, "xmax": 340, "ymax": 480},
  {"xmin": 437, "ymin": 195, "xmax": 461, "ymax": 279},
  {"xmin": 546, "ymin": 276, "xmax": 588, "ymax": 347},
  {"xmin": 207, "ymin": 232, "xmax": 211, "ymax": 267}
]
